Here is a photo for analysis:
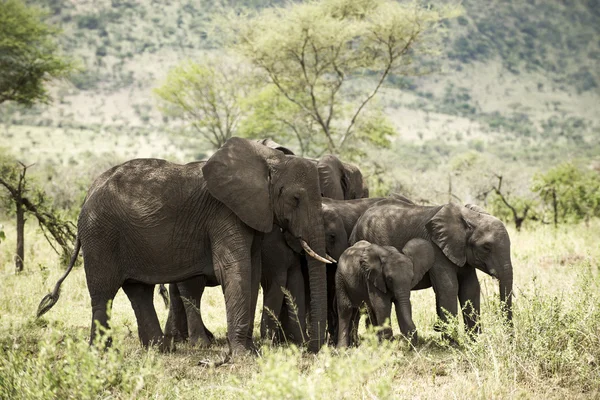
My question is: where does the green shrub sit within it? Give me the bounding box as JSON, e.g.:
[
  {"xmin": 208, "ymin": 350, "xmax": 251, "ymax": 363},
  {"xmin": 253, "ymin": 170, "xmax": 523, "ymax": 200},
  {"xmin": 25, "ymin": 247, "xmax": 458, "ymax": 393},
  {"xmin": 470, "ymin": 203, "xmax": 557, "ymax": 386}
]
[{"xmin": 0, "ymin": 326, "xmax": 159, "ymax": 400}]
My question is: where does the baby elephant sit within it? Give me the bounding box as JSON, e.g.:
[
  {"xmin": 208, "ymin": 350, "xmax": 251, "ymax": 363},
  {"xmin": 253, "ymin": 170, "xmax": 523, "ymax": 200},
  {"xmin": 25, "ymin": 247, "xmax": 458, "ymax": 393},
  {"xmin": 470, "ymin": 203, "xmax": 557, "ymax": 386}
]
[{"xmin": 336, "ymin": 239, "xmax": 435, "ymax": 348}]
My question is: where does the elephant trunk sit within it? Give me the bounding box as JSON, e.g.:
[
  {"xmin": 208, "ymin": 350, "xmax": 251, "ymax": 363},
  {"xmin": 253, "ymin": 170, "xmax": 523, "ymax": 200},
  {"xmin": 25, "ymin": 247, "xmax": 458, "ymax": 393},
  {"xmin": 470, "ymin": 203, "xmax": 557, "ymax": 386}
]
[
  {"xmin": 395, "ymin": 290, "xmax": 417, "ymax": 346},
  {"xmin": 305, "ymin": 224, "xmax": 328, "ymax": 353},
  {"xmin": 499, "ymin": 263, "xmax": 513, "ymax": 323}
]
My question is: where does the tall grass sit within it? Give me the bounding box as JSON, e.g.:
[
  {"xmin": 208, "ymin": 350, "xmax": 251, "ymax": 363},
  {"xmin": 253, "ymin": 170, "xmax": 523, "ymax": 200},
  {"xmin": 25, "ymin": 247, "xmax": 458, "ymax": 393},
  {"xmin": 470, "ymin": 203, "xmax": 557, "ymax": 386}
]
[{"xmin": 0, "ymin": 218, "xmax": 598, "ymax": 398}]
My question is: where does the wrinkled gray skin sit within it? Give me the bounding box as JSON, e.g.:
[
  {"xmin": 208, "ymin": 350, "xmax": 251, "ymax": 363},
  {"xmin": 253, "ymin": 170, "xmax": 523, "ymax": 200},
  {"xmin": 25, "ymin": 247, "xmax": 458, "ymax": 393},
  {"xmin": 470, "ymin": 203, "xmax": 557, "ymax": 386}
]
[
  {"xmin": 37, "ymin": 137, "xmax": 329, "ymax": 355},
  {"xmin": 164, "ymin": 144, "xmax": 368, "ymax": 347},
  {"xmin": 163, "ymin": 138, "xmax": 297, "ymax": 347},
  {"xmin": 316, "ymin": 154, "xmax": 367, "ymax": 200},
  {"xmin": 260, "ymin": 157, "xmax": 370, "ymax": 343},
  {"xmin": 350, "ymin": 200, "xmax": 513, "ymax": 334},
  {"xmin": 336, "ymin": 239, "xmax": 435, "ymax": 348}
]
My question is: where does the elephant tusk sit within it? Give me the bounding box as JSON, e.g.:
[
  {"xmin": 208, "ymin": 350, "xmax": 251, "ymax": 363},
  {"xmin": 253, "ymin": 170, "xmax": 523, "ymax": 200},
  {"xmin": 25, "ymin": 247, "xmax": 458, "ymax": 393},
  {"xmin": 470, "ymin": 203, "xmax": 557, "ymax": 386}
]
[
  {"xmin": 301, "ymin": 240, "xmax": 332, "ymax": 264},
  {"xmin": 325, "ymin": 254, "xmax": 337, "ymax": 263}
]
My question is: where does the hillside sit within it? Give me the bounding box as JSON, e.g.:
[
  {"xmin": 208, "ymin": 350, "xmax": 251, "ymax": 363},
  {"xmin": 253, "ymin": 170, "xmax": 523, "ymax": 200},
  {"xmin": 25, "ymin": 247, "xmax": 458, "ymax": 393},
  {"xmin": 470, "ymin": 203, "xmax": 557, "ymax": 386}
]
[{"xmin": 1, "ymin": 0, "xmax": 599, "ymax": 201}]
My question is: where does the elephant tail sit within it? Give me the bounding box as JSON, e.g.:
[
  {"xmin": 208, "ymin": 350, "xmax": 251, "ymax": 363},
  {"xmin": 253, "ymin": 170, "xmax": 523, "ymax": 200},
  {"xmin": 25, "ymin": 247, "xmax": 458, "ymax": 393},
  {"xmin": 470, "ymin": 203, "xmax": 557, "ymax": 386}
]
[
  {"xmin": 158, "ymin": 284, "xmax": 169, "ymax": 309},
  {"xmin": 36, "ymin": 236, "xmax": 81, "ymax": 318}
]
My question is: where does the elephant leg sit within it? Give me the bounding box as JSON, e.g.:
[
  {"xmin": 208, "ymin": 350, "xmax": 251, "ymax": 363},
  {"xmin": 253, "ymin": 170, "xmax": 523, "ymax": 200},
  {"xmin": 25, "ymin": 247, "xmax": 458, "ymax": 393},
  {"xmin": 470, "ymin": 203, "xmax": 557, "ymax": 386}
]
[
  {"xmin": 246, "ymin": 235, "xmax": 263, "ymax": 351},
  {"xmin": 429, "ymin": 265, "xmax": 459, "ymax": 331},
  {"xmin": 458, "ymin": 267, "xmax": 481, "ymax": 335},
  {"xmin": 336, "ymin": 297, "xmax": 353, "ymax": 348},
  {"xmin": 370, "ymin": 298, "xmax": 393, "ymax": 341},
  {"xmin": 282, "ymin": 261, "xmax": 307, "ymax": 344},
  {"xmin": 122, "ymin": 282, "xmax": 166, "ymax": 350},
  {"xmin": 164, "ymin": 283, "xmax": 189, "ymax": 344},
  {"xmin": 213, "ymin": 230, "xmax": 255, "ymax": 355},
  {"xmin": 326, "ymin": 263, "xmax": 338, "ymax": 345},
  {"xmin": 349, "ymin": 307, "xmax": 362, "ymax": 347},
  {"xmin": 261, "ymin": 278, "xmax": 286, "ymax": 342},
  {"xmin": 177, "ymin": 277, "xmax": 213, "ymax": 347},
  {"xmin": 89, "ymin": 290, "xmax": 118, "ymax": 348},
  {"xmin": 85, "ymin": 259, "xmax": 120, "ymax": 349}
]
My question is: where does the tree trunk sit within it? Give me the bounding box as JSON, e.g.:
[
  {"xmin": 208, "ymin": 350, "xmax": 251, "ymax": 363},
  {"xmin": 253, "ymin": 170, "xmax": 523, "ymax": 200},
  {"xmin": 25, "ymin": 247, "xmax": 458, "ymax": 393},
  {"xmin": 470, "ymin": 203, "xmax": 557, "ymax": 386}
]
[
  {"xmin": 552, "ymin": 189, "xmax": 558, "ymax": 228},
  {"xmin": 15, "ymin": 201, "xmax": 25, "ymax": 273}
]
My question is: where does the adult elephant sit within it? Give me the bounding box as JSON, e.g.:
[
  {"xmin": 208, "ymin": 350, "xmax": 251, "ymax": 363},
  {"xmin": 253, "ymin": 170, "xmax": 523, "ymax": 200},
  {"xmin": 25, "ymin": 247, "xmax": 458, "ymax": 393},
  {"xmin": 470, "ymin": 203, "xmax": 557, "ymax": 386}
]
[
  {"xmin": 262, "ymin": 196, "xmax": 387, "ymax": 343},
  {"xmin": 268, "ymin": 194, "xmax": 415, "ymax": 343},
  {"xmin": 37, "ymin": 137, "xmax": 329, "ymax": 354},
  {"xmin": 165, "ymin": 145, "xmax": 369, "ymax": 346},
  {"xmin": 350, "ymin": 200, "xmax": 513, "ymax": 334}
]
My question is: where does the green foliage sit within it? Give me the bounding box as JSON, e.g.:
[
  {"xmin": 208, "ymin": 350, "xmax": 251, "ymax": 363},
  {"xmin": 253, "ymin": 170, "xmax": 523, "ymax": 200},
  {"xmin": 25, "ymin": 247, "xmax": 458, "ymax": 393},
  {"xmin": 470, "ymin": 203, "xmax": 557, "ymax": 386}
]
[
  {"xmin": 154, "ymin": 58, "xmax": 256, "ymax": 149},
  {"xmin": 246, "ymin": 331, "xmax": 396, "ymax": 399},
  {"xmin": 230, "ymin": 0, "xmax": 462, "ymax": 156},
  {"xmin": 0, "ymin": 326, "xmax": 158, "ymax": 399},
  {"xmin": 1, "ymin": 218, "xmax": 600, "ymax": 397},
  {"xmin": 532, "ymin": 162, "xmax": 600, "ymax": 224},
  {"xmin": 448, "ymin": 0, "xmax": 600, "ymax": 89},
  {"xmin": 447, "ymin": 268, "xmax": 600, "ymax": 393},
  {"xmin": 0, "ymin": 0, "xmax": 74, "ymax": 106},
  {"xmin": 486, "ymin": 191, "xmax": 536, "ymax": 224}
]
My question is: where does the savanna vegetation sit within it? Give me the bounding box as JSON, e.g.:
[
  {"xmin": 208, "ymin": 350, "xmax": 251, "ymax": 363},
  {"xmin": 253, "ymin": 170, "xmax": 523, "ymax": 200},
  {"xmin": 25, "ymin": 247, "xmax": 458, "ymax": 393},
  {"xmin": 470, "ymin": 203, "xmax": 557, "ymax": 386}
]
[{"xmin": 1, "ymin": 0, "xmax": 599, "ymax": 398}]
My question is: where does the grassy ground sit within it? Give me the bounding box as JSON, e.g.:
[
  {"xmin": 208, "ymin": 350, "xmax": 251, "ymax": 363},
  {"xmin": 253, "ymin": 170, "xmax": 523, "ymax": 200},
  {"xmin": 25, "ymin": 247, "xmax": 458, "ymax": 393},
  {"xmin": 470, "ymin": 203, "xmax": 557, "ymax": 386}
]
[{"xmin": 0, "ymin": 217, "xmax": 598, "ymax": 399}]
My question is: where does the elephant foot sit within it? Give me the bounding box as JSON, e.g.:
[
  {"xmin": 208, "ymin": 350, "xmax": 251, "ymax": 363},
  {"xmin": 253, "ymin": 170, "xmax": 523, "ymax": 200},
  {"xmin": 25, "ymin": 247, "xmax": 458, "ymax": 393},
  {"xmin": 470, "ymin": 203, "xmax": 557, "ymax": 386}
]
[
  {"xmin": 159, "ymin": 337, "xmax": 176, "ymax": 353},
  {"xmin": 164, "ymin": 327, "xmax": 189, "ymax": 343},
  {"xmin": 189, "ymin": 334, "xmax": 213, "ymax": 348}
]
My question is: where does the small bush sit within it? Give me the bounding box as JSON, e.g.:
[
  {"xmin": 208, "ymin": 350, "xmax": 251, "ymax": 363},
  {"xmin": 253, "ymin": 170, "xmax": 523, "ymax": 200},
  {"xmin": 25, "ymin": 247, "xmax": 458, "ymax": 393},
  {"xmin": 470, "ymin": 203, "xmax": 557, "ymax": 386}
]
[{"xmin": 0, "ymin": 326, "xmax": 159, "ymax": 400}]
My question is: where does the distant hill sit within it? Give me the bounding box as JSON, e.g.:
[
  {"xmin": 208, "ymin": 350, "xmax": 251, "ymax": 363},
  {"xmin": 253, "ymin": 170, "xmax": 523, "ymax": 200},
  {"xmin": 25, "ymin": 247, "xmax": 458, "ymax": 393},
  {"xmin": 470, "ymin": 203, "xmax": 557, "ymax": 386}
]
[{"xmin": 2, "ymin": 0, "xmax": 599, "ymax": 173}]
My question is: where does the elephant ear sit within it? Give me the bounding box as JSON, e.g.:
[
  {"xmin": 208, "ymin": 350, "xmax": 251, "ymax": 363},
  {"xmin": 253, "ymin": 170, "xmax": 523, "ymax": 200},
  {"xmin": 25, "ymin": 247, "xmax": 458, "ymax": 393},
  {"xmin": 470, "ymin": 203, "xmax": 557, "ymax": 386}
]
[
  {"xmin": 360, "ymin": 245, "xmax": 387, "ymax": 293},
  {"xmin": 255, "ymin": 138, "xmax": 295, "ymax": 155},
  {"xmin": 402, "ymin": 239, "xmax": 435, "ymax": 288},
  {"xmin": 317, "ymin": 155, "xmax": 344, "ymax": 199},
  {"xmin": 341, "ymin": 161, "xmax": 363, "ymax": 199},
  {"xmin": 465, "ymin": 204, "xmax": 490, "ymax": 215},
  {"xmin": 203, "ymin": 137, "xmax": 279, "ymax": 233},
  {"xmin": 426, "ymin": 203, "xmax": 470, "ymax": 267}
]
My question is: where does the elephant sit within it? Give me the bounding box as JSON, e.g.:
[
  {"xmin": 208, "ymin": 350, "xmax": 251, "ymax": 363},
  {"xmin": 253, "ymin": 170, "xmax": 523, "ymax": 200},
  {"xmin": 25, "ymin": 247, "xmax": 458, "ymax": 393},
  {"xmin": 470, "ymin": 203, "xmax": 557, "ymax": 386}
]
[
  {"xmin": 335, "ymin": 239, "xmax": 435, "ymax": 348},
  {"xmin": 350, "ymin": 200, "xmax": 513, "ymax": 335},
  {"xmin": 37, "ymin": 137, "xmax": 330, "ymax": 355},
  {"xmin": 262, "ymin": 196, "xmax": 387, "ymax": 344},
  {"xmin": 163, "ymin": 146, "xmax": 370, "ymax": 347}
]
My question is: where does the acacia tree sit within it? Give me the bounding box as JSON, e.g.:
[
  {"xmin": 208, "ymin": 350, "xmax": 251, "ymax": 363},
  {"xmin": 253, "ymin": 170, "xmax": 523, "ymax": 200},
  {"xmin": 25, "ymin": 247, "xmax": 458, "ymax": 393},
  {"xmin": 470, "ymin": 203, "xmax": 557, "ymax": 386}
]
[
  {"xmin": 230, "ymin": 0, "xmax": 461, "ymax": 156},
  {"xmin": 154, "ymin": 57, "xmax": 258, "ymax": 150},
  {"xmin": 532, "ymin": 163, "xmax": 600, "ymax": 226},
  {"xmin": 0, "ymin": 156, "xmax": 76, "ymax": 273},
  {"xmin": 0, "ymin": 0, "xmax": 74, "ymax": 106},
  {"xmin": 481, "ymin": 174, "xmax": 537, "ymax": 231}
]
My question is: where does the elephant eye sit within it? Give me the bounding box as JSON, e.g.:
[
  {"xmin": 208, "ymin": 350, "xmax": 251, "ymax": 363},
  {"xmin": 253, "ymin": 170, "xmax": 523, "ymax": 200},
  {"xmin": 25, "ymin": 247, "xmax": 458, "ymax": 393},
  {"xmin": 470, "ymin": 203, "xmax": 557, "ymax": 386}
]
[
  {"xmin": 482, "ymin": 243, "xmax": 492, "ymax": 252},
  {"xmin": 293, "ymin": 195, "xmax": 300, "ymax": 207},
  {"xmin": 278, "ymin": 186, "xmax": 284, "ymax": 198}
]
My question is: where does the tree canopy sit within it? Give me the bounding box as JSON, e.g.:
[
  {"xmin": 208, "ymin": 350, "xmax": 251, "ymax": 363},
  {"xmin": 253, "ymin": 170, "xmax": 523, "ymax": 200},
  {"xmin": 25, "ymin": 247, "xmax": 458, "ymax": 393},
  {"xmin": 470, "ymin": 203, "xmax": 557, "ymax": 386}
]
[
  {"xmin": 0, "ymin": 0, "xmax": 74, "ymax": 106},
  {"xmin": 154, "ymin": 58, "xmax": 256, "ymax": 150},
  {"xmin": 532, "ymin": 162, "xmax": 600, "ymax": 225},
  {"xmin": 229, "ymin": 0, "xmax": 462, "ymax": 157}
]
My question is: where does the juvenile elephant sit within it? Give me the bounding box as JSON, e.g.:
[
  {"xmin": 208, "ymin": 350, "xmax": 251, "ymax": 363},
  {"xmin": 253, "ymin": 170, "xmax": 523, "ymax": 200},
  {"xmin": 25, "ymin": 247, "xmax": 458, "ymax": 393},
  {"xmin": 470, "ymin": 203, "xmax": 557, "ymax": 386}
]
[
  {"xmin": 350, "ymin": 200, "xmax": 513, "ymax": 335},
  {"xmin": 37, "ymin": 137, "xmax": 330, "ymax": 355},
  {"xmin": 336, "ymin": 239, "xmax": 435, "ymax": 347}
]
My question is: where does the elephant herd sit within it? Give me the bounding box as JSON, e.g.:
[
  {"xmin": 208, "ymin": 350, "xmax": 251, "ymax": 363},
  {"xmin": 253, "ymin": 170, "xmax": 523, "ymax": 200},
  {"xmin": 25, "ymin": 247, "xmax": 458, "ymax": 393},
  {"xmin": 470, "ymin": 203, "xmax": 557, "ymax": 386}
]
[{"xmin": 37, "ymin": 137, "xmax": 513, "ymax": 357}]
